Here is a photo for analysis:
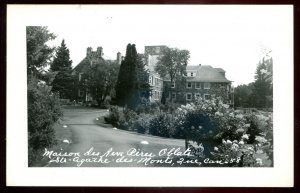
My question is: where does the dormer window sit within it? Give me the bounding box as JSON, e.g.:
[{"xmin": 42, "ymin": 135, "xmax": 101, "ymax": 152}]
[{"xmin": 171, "ymin": 81, "xmax": 175, "ymax": 88}]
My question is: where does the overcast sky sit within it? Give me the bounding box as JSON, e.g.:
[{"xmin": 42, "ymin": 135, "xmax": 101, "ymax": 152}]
[{"xmin": 44, "ymin": 5, "xmax": 288, "ymax": 86}]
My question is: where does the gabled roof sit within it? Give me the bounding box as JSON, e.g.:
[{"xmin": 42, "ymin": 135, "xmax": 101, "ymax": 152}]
[{"xmin": 188, "ymin": 65, "xmax": 230, "ymax": 82}]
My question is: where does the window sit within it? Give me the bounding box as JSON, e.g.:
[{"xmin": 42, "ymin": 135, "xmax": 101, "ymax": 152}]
[
  {"xmin": 204, "ymin": 94, "xmax": 210, "ymax": 100},
  {"xmin": 79, "ymin": 73, "xmax": 83, "ymax": 82},
  {"xmin": 78, "ymin": 89, "xmax": 84, "ymax": 97},
  {"xmin": 171, "ymin": 93, "xmax": 176, "ymax": 99},
  {"xmin": 186, "ymin": 82, "xmax": 192, "ymax": 89},
  {"xmin": 186, "ymin": 93, "xmax": 192, "ymax": 101},
  {"xmin": 155, "ymin": 78, "xmax": 160, "ymax": 86},
  {"xmin": 191, "ymin": 72, "xmax": 194, "ymax": 77},
  {"xmin": 149, "ymin": 76, "xmax": 152, "ymax": 84},
  {"xmin": 195, "ymin": 82, "xmax": 201, "ymax": 89},
  {"xmin": 171, "ymin": 81, "xmax": 175, "ymax": 88},
  {"xmin": 195, "ymin": 93, "xmax": 201, "ymax": 100},
  {"xmin": 204, "ymin": 82, "xmax": 211, "ymax": 89}
]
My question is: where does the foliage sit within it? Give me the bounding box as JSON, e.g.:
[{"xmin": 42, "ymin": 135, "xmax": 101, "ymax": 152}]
[
  {"xmin": 85, "ymin": 60, "xmax": 119, "ymax": 107},
  {"xmin": 148, "ymin": 113, "xmax": 173, "ymax": 137},
  {"xmin": 130, "ymin": 113, "xmax": 151, "ymax": 134},
  {"xmin": 234, "ymin": 83, "xmax": 254, "ymax": 107},
  {"xmin": 234, "ymin": 51, "xmax": 273, "ymax": 109},
  {"xmin": 27, "ymin": 26, "xmax": 63, "ymax": 166},
  {"xmin": 251, "ymin": 55, "xmax": 273, "ymax": 108},
  {"xmin": 28, "ymin": 78, "xmax": 63, "ymax": 165},
  {"xmin": 50, "ymin": 39, "xmax": 74, "ymax": 99},
  {"xmin": 155, "ymin": 47, "xmax": 190, "ymax": 102},
  {"xmin": 27, "ymin": 26, "xmax": 56, "ymax": 79},
  {"xmin": 115, "ymin": 44, "xmax": 150, "ymax": 109}
]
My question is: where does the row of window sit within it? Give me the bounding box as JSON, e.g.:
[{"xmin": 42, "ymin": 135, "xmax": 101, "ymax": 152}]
[
  {"xmin": 171, "ymin": 82, "xmax": 211, "ymax": 89},
  {"xmin": 171, "ymin": 93, "xmax": 210, "ymax": 100}
]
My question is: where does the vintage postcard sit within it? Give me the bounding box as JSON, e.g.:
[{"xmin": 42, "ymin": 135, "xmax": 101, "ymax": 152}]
[{"xmin": 6, "ymin": 5, "xmax": 293, "ymax": 186}]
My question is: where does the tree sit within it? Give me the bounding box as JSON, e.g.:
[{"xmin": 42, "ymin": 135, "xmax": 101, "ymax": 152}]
[
  {"xmin": 50, "ymin": 40, "xmax": 74, "ymax": 99},
  {"xmin": 86, "ymin": 60, "xmax": 119, "ymax": 107},
  {"xmin": 155, "ymin": 47, "xmax": 190, "ymax": 102},
  {"xmin": 27, "ymin": 26, "xmax": 56, "ymax": 79},
  {"xmin": 234, "ymin": 83, "xmax": 254, "ymax": 107},
  {"xmin": 26, "ymin": 26, "xmax": 62, "ymax": 165},
  {"xmin": 251, "ymin": 54, "xmax": 273, "ymax": 108},
  {"xmin": 115, "ymin": 44, "xmax": 150, "ymax": 109}
]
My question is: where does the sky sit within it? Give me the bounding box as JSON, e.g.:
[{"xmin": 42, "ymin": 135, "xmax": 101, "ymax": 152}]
[{"xmin": 44, "ymin": 5, "xmax": 287, "ymax": 87}]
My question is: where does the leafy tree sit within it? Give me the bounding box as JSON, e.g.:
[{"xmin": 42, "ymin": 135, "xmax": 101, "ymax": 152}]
[
  {"xmin": 115, "ymin": 44, "xmax": 150, "ymax": 109},
  {"xmin": 85, "ymin": 60, "xmax": 119, "ymax": 107},
  {"xmin": 234, "ymin": 83, "xmax": 254, "ymax": 107},
  {"xmin": 155, "ymin": 47, "xmax": 190, "ymax": 102},
  {"xmin": 26, "ymin": 26, "xmax": 56, "ymax": 79},
  {"xmin": 50, "ymin": 39, "xmax": 74, "ymax": 99},
  {"xmin": 26, "ymin": 26, "xmax": 62, "ymax": 165}
]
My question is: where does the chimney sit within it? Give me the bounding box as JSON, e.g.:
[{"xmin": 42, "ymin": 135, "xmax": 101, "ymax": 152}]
[
  {"xmin": 117, "ymin": 52, "xmax": 122, "ymax": 64},
  {"xmin": 87, "ymin": 47, "xmax": 92, "ymax": 57},
  {"xmin": 97, "ymin": 47, "xmax": 103, "ymax": 57}
]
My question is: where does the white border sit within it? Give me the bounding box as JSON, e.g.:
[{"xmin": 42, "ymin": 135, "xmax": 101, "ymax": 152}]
[{"xmin": 6, "ymin": 5, "xmax": 293, "ymax": 187}]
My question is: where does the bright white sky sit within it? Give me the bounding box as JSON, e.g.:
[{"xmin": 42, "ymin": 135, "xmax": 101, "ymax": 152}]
[{"xmin": 44, "ymin": 5, "xmax": 288, "ymax": 86}]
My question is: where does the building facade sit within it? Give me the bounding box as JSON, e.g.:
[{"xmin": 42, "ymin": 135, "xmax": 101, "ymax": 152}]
[
  {"xmin": 143, "ymin": 45, "xmax": 234, "ymax": 105},
  {"xmin": 72, "ymin": 46, "xmax": 122, "ymax": 103},
  {"xmin": 165, "ymin": 64, "xmax": 234, "ymax": 104},
  {"xmin": 144, "ymin": 46, "xmax": 167, "ymax": 102}
]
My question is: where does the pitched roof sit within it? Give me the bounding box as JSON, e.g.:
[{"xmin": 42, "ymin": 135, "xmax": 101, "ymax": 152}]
[
  {"xmin": 73, "ymin": 57, "xmax": 105, "ymax": 73},
  {"xmin": 186, "ymin": 65, "xmax": 200, "ymax": 71},
  {"xmin": 188, "ymin": 65, "xmax": 230, "ymax": 82}
]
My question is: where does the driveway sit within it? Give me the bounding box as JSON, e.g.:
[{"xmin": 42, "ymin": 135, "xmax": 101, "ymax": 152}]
[{"xmin": 47, "ymin": 107, "xmax": 186, "ymax": 167}]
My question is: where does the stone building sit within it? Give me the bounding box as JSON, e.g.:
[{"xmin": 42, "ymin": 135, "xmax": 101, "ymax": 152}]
[
  {"xmin": 72, "ymin": 46, "xmax": 122, "ymax": 103},
  {"xmin": 144, "ymin": 46, "xmax": 167, "ymax": 102},
  {"xmin": 164, "ymin": 64, "xmax": 234, "ymax": 104},
  {"xmin": 143, "ymin": 45, "xmax": 234, "ymax": 105}
]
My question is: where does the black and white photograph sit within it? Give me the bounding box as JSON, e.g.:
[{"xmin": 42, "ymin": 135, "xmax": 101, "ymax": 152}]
[{"xmin": 7, "ymin": 5, "xmax": 293, "ymax": 186}]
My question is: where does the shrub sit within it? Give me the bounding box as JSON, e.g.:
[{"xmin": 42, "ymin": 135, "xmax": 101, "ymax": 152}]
[
  {"xmin": 148, "ymin": 113, "xmax": 173, "ymax": 137},
  {"xmin": 105, "ymin": 106, "xmax": 120, "ymax": 125},
  {"xmin": 28, "ymin": 78, "xmax": 62, "ymax": 165},
  {"xmin": 130, "ymin": 113, "xmax": 151, "ymax": 134}
]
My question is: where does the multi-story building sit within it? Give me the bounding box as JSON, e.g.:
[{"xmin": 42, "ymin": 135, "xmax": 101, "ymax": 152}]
[
  {"xmin": 144, "ymin": 46, "xmax": 166, "ymax": 102},
  {"xmin": 144, "ymin": 45, "xmax": 233, "ymax": 104},
  {"xmin": 72, "ymin": 46, "xmax": 122, "ymax": 103},
  {"xmin": 164, "ymin": 64, "xmax": 234, "ymax": 104}
]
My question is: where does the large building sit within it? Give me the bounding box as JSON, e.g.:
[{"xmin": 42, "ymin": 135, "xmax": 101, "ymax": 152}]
[
  {"xmin": 165, "ymin": 64, "xmax": 233, "ymax": 104},
  {"xmin": 144, "ymin": 46, "xmax": 167, "ymax": 102},
  {"xmin": 144, "ymin": 45, "xmax": 234, "ymax": 104},
  {"xmin": 72, "ymin": 46, "xmax": 122, "ymax": 103}
]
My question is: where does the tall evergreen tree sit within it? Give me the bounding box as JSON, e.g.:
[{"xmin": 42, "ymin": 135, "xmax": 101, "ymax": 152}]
[
  {"xmin": 115, "ymin": 44, "xmax": 150, "ymax": 109},
  {"xmin": 251, "ymin": 57, "xmax": 273, "ymax": 108},
  {"xmin": 50, "ymin": 39, "xmax": 74, "ymax": 99}
]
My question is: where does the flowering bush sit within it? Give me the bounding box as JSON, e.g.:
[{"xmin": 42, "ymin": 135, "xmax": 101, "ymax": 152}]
[{"xmin": 172, "ymin": 97, "xmax": 273, "ymax": 167}]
